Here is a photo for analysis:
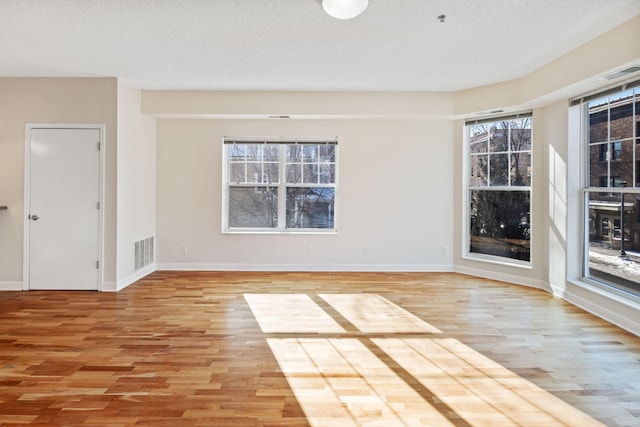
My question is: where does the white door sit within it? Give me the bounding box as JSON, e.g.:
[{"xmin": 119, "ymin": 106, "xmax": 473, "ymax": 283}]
[{"xmin": 27, "ymin": 127, "xmax": 101, "ymax": 290}]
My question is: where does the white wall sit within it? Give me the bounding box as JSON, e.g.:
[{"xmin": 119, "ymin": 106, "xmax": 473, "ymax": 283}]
[
  {"xmin": 156, "ymin": 118, "xmax": 454, "ymax": 271},
  {"xmin": 114, "ymin": 80, "xmax": 157, "ymax": 290}
]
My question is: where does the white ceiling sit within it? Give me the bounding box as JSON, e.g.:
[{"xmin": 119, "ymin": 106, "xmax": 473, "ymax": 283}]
[{"xmin": 1, "ymin": 0, "xmax": 639, "ymax": 92}]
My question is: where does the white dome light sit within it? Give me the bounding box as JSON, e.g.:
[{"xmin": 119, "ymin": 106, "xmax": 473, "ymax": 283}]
[{"xmin": 322, "ymin": 0, "xmax": 369, "ymax": 20}]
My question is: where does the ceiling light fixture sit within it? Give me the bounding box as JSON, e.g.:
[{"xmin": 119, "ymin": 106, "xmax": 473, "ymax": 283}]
[{"xmin": 322, "ymin": 0, "xmax": 369, "ymax": 20}]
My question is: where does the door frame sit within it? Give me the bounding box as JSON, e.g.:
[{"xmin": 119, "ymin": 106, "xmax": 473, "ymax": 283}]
[{"xmin": 23, "ymin": 124, "xmax": 105, "ymax": 291}]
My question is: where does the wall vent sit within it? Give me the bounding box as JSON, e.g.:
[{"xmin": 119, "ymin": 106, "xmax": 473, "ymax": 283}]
[
  {"xmin": 475, "ymin": 109, "xmax": 504, "ymax": 116},
  {"xmin": 134, "ymin": 236, "xmax": 154, "ymax": 271},
  {"xmin": 601, "ymin": 66, "xmax": 640, "ymax": 81}
]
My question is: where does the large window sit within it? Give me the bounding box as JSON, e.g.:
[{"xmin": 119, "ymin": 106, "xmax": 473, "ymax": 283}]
[
  {"xmin": 465, "ymin": 114, "xmax": 532, "ymax": 263},
  {"xmin": 223, "ymin": 139, "xmax": 337, "ymax": 232},
  {"xmin": 582, "ymin": 81, "xmax": 640, "ymax": 297}
]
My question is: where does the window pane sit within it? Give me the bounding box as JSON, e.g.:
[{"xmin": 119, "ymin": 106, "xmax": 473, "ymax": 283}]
[
  {"xmin": 489, "ymin": 122, "xmax": 508, "ymax": 152},
  {"xmin": 586, "ymin": 190, "xmax": 640, "ymax": 298},
  {"xmin": 263, "ymin": 162, "xmax": 279, "ymax": 184},
  {"xmin": 319, "ymin": 164, "xmax": 335, "ymax": 184},
  {"xmin": 303, "ymin": 164, "xmax": 318, "ymax": 184},
  {"xmin": 469, "ymin": 190, "xmax": 530, "ymax": 261},
  {"xmin": 636, "ymin": 99, "xmax": 640, "ymax": 137},
  {"xmin": 610, "ymin": 90, "xmax": 634, "ymax": 140},
  {"xmin": 489, "ymin": 154, "xmax": 509, "ymax": 186},
  {"xmin": 287, "ymin": 145, "xmax": 302, "ymax": 162},
  {"xmin": 303, "ymin": 145, "xmax": 318, "ymax": 162},
  {"xmin": 589, "ymin": 143, "xmax": 608, "ymax": 187},
  {"xmin": 510, "ymin": 152, "xmax": 531, "ymax": 186},
  {"xmin": 319, "ymin": 145, "xmax": 336, "ymax": 162},
  {"xmin": 229, "ymin": 163, "xmax": 245, "ymax": 183},
  {"xmin": 229, "ymin": 144, "xmax": 246, "ymax": 160},
  {"xmin": 286, "ymin": 164, "xmax": 302, "ymax": 183},
  {"xmin": 264, "ymin": 145, "xmax": 279, "ymax": 161},
  {"xmin": 609, "ymin": 140, "xmax": 632, "ymax": 183},
  {"xmin": 470, "ymin": 138, "xmax": 488, "ymax": 154},
  {"xmin": 636, "ymin": 141, "xmax": 640, "ymax": 186},
  {"xmin": 247, "ymin": 163, "xmax": 264, "ymax": 183},
  {"xmin": 469, "ymin": 124, "xmax": 489, "ymax": 154},
  {"xmin": 228, "ymin": 187, "xmax": 278, "ymax": 228},
  {"xmin": 510, "ymin": 118, "xmax": 532, "ymax": 152},
  {"xmin": 589, "ymin": 98, "xmax": 609, "ymax": 144},
  {"xmin": 286, "ymin": 187, "xmax": 335, "ymax": 229},
  {"xmin": 470, "ymin": 155, "xmax": 488, "ymax": 186},
  {"xmin": 245, "ymin": 144, "xmax": 264, "ymax": 161}
]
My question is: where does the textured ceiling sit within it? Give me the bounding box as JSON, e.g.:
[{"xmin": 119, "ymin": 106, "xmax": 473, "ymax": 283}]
[{"xmin": 1, "ymin": 0, "xmax": 639, "ymax": 92}]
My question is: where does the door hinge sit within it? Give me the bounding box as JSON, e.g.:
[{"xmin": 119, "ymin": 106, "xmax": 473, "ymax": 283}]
[
  {"xmin": 96, "ymin": 260, "xmax": 100, "ymax": 269},
  {"xmin": 97, "ymin": 142, "xmax": 101, "ymax": 151},
  {"xmin": 97, "ymin": 201, "xmax": 100, "ymax": 209}
]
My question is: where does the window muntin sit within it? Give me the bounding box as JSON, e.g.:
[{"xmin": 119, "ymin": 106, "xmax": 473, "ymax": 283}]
[
  {"xmin": 584, "ymin": 84, "xmax": 640, "ymax": 297},
  {"xmin": 224, "ymin": 140, "xmax": 337, "ymax": 233},
  {"xmin": 466, "ymin": 115, "xmax": 532, "ymax": 263}
]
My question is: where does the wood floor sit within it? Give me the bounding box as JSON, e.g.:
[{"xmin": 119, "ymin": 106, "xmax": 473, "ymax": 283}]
[{"xmin": 1, "ymin": 271, "xmax": 639, "ymax": 426}]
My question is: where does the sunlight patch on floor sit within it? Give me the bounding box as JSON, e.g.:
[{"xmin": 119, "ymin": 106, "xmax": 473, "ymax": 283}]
[
  {"xmin": 244, "ymin": 294, "xmax": 344, "ymax": 333},
  {"xmin": 248, "ymin": 293, "xmax": 605, "ymax": 426},
  {"xmin": 267, "ymin": 337, "xmax": 454, "ymax": 427},
  {"xmin": 373, "ymin": 338, "xmax": 604, "ymax": 426},
  {"xmin": 320, "ymin": 294, "xmax": 442, "ymax": 334}
]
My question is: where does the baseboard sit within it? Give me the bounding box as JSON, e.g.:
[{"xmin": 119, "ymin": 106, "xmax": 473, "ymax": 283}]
[
  {"xmin": 0, "ymin": 281, "xmax": 23, "ymax": 291},
  {"xmin": 454, "ymin": 265, "xmax": 550, "ymax": 291},
  {"xmin": 156, "ymin": 263, "xmax": 455, "ymax": 272},
  {"xmin": 111, "ymin": 264, "xmax": 157, "ymax": 292},
  {"xmin": 562, "ymin": 281, "xmax": 640, "ymax": 337},
  {"xmin": 101, "ymin": 281, "xmax": 117, "ymax": 292}
]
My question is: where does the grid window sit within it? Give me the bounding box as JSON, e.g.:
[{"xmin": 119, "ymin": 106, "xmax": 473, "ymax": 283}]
[
  {"xmin": 583, "ymin": 83, "xmax": 640, "ymax": 297},
  {"xmin": 224, "ymin": 139, "xmax": 337, "ymax": 232},
  {"xmin": 466, "ymin": 115, "xmax": 532, "ymax": 263}
]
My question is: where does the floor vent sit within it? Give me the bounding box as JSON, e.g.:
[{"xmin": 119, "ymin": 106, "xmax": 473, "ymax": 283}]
[{"xmin": 134, "ymin": 236, "xmax": 154, "ymax": 271}]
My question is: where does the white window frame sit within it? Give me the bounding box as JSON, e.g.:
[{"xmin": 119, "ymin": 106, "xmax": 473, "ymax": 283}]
[
  {"xmin": 463, "ymin": 113, "xmax": 533, "ymax": 267},
  {"xmin": 575, "ymin": 78, "xmax": 640, "ymax": 299},
  {"xmin": 222, "ymin": 137, "xmax": 338, "ymax": 234}
]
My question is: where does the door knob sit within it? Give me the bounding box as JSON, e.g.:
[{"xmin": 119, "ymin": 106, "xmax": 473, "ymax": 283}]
[{"xmin": 30, "ymin": 214, "xmax": 39, "ymax": 221}]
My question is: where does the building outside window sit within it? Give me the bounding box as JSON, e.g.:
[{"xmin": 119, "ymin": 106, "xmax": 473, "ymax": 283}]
[
  {"xmin": 223, "ymin": 138, "xmax": 337, "ymax": 233},
  {"xmin": 465, "ymin": 114, "xmax": 532, "ymax": 263},
  {"xmin": 583, "ymin": 82, "xmax": 640, "ymax": 297}
]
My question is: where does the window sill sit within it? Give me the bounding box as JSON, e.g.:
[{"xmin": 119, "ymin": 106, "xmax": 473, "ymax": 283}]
[
  {"xmin": 223, "ymin": 229, "xmax": 338, "ymax": 235},
  {"xmin": 571, "ymin": 277, "xmax": 640, "ymax": 306},
  {"xmin": 462, "ymin": 252, "xmax": 532, "ymax": 270}
]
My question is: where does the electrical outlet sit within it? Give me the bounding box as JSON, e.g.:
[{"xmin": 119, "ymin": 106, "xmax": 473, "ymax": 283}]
[
  {"xmin": 180, "ymin": 244, "xmax": 188, "ymax": 254},
  {"xmin": 307, "ymin": 245, "xmax": 313, "ymax": 254},
  {"xmin": 363, "ymin": 246, "xmax": 369, "ymax": 255},
  {"xmin": 441, "ymin": 246, "xmax": 448, "ymax": 255}
]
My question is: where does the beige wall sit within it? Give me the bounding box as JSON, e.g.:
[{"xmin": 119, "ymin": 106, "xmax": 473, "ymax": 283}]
[
  {"xmin": 454, "ymin": 15, "xmax": 640, "ymax": 116},
  {"xmin": 143, "ymin": 90, "xmax": 456, "ymax": 119},
  {"xmin": 156, "ymin": 118, "xmax": 454, "ymax": 270},
  {"xmin": 0, "ymin": 78, "xmax": 117, "ymax": 288},
  {"xmin": 115, "ymin": 80, "xmax": 157, "ymax": 289}
]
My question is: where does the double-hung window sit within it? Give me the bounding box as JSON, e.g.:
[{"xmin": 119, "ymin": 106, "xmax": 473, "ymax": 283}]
[
  {"xmin": 578, "ymin": 80, "xmax": 640, "ymax": 297},
  {"xmin": 465, "ymin": 114, "xmax": 533, "ymax": 264},
  {"xmin": 223, "ymin": 138, "xmax": 337, "ymax": 233}
]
